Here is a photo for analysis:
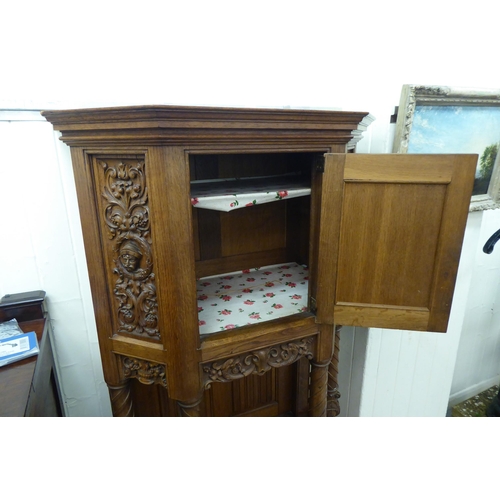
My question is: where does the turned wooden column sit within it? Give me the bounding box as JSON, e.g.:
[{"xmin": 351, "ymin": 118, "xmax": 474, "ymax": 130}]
[
  {"xmin": 108, "ymin": 380, "xmax": 134, "ymax": 417},
  {"xmin": 178, "ymin": 395, "xmax": 204, "ymax": 417},
  {"xmin": 308, "ymin": 360, "xmax": 329, "ymax": 417},
  {"xmin": 327, "ymin": 325, "xmax": 342, "ymax": 417}
]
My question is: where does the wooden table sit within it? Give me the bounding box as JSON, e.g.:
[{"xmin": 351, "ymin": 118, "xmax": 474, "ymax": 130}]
[{"xmin": 0, "ymin": 292, "xmax": 63, "ymax": 417}]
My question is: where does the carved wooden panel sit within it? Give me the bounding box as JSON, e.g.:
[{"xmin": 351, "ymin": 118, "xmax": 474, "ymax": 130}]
[
  {"xmin": 206, "ymin": 368, "xmax": 283, "ymax": 417},
  {"xmin": 93, "ymin": 157, "xmax": 160, "ymax": 340},
  {"xmin": 128, "ymin": 365, "xmax": 299, "ymax": 417},
  {"xmin": 121, "ymin": 356, "xmax": 167, "ymax": 387},
  {"xmin": 201, "ymin": 337, "xmax": 315, "ymax": 388}
]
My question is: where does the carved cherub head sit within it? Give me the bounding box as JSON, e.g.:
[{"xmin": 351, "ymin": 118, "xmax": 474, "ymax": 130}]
[{"xmin": 119, "ymin": 240, "xmax": 142, "ymax": 272}]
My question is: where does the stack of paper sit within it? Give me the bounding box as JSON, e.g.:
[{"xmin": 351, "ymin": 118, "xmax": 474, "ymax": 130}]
[{"xmin": 0, "ymin": 318, "xmax": 39, "ymax": 367}]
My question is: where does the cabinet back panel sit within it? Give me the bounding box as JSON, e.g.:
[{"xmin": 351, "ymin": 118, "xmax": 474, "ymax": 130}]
[
  {"xmin": 286, "ymin": 196, "xmax": 311, "ymax": 265},
  {"xmin": 220, "ymin": 203, "xmax": 287, "ymax": 256},
  {"xmin": 194, "ymin": 198, "xmax": 310, "ymax": 278},
  {"xmin": 219, "ymin": 154, "xmax": 291, "ymax": 178},
  {"xmin": 197, "ymin": 209, "xmax": 222, "ymax": 260},
  {"xmin": 191, "ymin": 153, "xmax": 311, "ymax": 181}
]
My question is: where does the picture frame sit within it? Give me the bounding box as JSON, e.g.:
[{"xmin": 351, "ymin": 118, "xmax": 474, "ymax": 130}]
[{"xmin": 393, "ymin": 85, "xmax": 500, "ymax": 211}]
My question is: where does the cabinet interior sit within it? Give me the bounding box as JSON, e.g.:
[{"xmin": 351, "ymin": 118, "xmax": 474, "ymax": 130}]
[{"xmin": 190, "ymin": 152, "xmax": 317, "ymax": 335}]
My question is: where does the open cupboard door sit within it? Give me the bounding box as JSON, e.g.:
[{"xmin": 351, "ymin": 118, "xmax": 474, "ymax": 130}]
[{"xmin": 314, "ymin": 153, "xmax": 476, "ymax": 333}]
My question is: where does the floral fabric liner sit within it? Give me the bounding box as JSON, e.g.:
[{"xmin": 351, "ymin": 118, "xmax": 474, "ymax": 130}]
[
  {"xmin": 190, "ymin": 174, "xmax": 311, "ymax": 212},
  {"xmin": 197, "ymin": 262, "xmax": 309, "ymax": 335}
]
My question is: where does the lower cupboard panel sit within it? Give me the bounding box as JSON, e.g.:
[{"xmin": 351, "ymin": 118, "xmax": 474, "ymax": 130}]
[{"xmin": 129, "ymin": 361, "xmax": 307, "ymax": 417}]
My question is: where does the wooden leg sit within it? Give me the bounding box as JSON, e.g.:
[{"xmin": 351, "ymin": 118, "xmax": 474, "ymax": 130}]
[
  {"xmin": 327, "ymin": 326, "xmax": 342, "ymax": 417},
  {"xmin": 108, "ymin": 380, "xmax": 134, "ymax": 417},
  {"xmin": 308, "ymin": 360, "xmax": 329, "ymax": 417},
  {"xmin": 295, "ymin": 357, "xmax": 311, "ymax": 417},
  {"xmin": 178, "ymin": 394, "xmax": 204, "ymax": 417}
]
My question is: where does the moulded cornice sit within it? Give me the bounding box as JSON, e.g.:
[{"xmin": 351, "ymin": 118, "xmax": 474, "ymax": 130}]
[{"xmin": 41, "ymin": 104, "xmax": 372, "ymax": 149}]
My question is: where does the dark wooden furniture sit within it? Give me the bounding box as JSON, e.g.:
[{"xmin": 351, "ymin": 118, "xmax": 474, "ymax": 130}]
[
  {"xmin": 0, "ymin": 291, "xmax": 63, "ymax": 417},
  {"xmin": 42, "ymin": 105, "xmax": 477, "ymax": 417}
]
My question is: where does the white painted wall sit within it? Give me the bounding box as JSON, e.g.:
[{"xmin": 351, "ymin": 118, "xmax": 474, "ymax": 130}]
[
  {"xmin": 344, "ymin": 123, "xmax": 500, "ymax": 416},
  {"xmin": 355, "ymin": 208, "xmax": 486, "ymax": 416},
  {"xmin": 2, "ymin": 1, "xmax": 500, "ymax": 416},
  {"xmin": 449, "ymin": 210, "xmax": 500, "ymax": 407},
  {"xmin": 0, "ymin": 111, "xmax": 112, "ymax": 416}
]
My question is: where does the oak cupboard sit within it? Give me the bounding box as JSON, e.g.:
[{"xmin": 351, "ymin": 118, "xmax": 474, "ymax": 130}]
[{"xmin": 42, "ymin": 105, "xmax": 476, "ymax": 417}]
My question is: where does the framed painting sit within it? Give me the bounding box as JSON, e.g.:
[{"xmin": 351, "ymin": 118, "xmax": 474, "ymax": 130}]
[{"xmin": 393, "ymin": 85, "xmax": 500, "ymax": 211}]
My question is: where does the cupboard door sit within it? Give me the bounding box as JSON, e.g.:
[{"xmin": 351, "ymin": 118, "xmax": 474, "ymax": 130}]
[{"xmin": 316, "ymin": 153, "xmax": 476, "ymax": 332}]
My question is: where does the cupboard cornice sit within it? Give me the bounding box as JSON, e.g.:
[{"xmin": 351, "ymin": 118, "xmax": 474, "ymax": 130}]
[{"xmin": 41, "ymin": 105, "xmax": 373, "ymax": 149}]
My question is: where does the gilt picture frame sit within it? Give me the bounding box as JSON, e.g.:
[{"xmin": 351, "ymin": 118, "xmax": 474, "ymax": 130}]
[{"xmin": 393, "ymin": 85, "xmax": 500, "ymax": 211}]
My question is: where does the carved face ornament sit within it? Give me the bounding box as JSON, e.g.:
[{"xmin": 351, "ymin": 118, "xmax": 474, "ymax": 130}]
[{"xmin": 120, "ymin": 240, "xmax": 142, "ymax": 272}]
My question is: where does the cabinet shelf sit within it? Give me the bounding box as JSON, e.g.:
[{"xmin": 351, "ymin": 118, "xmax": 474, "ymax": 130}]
[
  {"xmin": 190, "ymin": 174, "xmax": 311, "ymax": 212},
  {"xmin": 197, "ymin": 262, "xmax": 309, "ymax": 335}
]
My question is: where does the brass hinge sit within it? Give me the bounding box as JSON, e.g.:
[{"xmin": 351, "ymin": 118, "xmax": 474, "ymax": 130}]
[
  {"xmin": 310, "ymin": 296, "xmax": 317, "ymax": 313},
  {"xmin": 313, "ymin": 154, "xmax": 325, "ymax": 173}
]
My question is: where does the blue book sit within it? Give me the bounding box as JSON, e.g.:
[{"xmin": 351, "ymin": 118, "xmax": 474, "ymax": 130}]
[{"xmin": 0, "ymin": 330, "xmax": 39, "ymax": 367}]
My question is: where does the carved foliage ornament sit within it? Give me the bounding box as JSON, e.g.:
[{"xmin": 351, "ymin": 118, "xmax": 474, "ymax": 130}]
[
  {"xmin": 122, "ymin": 356, "xmax": 168, "ymax": 388},
  {"xmin": 99, "ymin": 159, "xmax": 160, "ymax": 339},
  {"xmin": 202, "ymin": 337, "xmax": 315, "ymax": 388}
]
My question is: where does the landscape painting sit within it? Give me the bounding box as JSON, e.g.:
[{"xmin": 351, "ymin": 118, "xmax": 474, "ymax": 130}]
[{"xmin": 407, "ymin": 105, "xmax": 500, "ymax": 196}]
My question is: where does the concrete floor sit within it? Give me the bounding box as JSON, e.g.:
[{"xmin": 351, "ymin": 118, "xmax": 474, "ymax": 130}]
[{"xmin": 451, "ymin": 385, "xmax": 499, "ymax": 417}]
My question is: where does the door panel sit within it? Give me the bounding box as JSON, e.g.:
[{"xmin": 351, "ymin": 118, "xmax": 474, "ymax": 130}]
[
  {"xmin": 336, "ymin": 182, "xmax": 446, "ymax": 308},
  {"xmin": 316, "ymin": 153, "xmax": 476, "ymax": 333}
]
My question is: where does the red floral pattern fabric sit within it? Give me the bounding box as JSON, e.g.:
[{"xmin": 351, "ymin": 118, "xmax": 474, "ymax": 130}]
[{"xmin": 197, "ymin": 262, "xmax": 309, "ymax": 335}]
